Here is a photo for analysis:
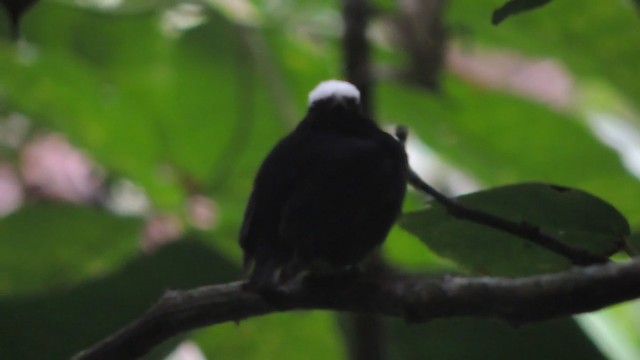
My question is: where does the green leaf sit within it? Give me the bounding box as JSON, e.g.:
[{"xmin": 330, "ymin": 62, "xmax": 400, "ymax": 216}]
[
  {"xmin": 0, "ymin": 239, "xmax": 238, "ymax": 360},
  {"xmin": 492, "ymin": 0, "xmax": 553, "ymax": 25},
  {"xmin": 400, "ymin": 183, "xmax": 629, "ymax": 276},
  {"xmin": 0, "ymin": 203, "xmax": 142, "ymax": 295}
]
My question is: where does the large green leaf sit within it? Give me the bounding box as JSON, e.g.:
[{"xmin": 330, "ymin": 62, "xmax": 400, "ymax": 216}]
[
  {"xmin": 0, "ymin": 203, "xmax": 141, "ymax": 295},
  {"xmin": 400, "ymin": 183, "xmax": 629, "ymax": 275}
]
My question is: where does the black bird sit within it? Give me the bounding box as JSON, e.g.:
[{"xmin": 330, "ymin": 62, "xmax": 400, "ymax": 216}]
[{"xmin": 240, "ymin": 80, "xmax": 408, "ymax": 289}]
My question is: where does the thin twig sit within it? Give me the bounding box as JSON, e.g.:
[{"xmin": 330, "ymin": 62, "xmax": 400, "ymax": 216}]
[{"xmin": 73, "ymin": 259, "xmax": 640, "ymax": 360}]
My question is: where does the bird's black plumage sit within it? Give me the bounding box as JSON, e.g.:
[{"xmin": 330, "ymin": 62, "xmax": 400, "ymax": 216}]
[{"xmin": 240, "ymin": 80, "xmax": 408, "ymax": 289}]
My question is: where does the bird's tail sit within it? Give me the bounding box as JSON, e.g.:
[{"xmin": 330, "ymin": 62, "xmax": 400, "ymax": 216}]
[
  {"xmin": 279, "ymin": 257, "xmax": 304, "ymax": 283},
  {"xmin": 247, "ymin": 256, "xmax": 280, "ymax": 291}
]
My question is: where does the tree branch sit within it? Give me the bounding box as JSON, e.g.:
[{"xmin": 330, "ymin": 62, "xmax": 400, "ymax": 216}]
[{"xmin": 74, "ymin": 259, "xmax": 640, "ymax": 360}]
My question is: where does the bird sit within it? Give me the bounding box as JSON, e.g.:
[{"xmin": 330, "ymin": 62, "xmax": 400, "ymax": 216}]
[{"xmin": 239, "ymin": 79, "xmax": 408, "ymax": 290}]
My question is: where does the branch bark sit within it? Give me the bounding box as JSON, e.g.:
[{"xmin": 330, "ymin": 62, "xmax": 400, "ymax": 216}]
[{"xmin": 74, "ymin": 259, "xmax": 640, "ymax": 360}]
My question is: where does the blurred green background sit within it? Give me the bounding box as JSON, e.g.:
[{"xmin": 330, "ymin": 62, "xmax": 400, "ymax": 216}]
[{"xmin": 1, "ymin": 0, "xmax": 640, "ymax": 359}]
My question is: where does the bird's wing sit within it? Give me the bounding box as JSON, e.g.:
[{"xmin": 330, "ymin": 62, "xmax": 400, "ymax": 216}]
[{"xmin": 239, "ymin": 134, "xmax": 305, "ymax": 271}]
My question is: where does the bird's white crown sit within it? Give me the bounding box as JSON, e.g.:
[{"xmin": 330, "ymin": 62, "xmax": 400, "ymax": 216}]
[{"xmin": 308, "ymin": 80, "xmax": 361, "ymax": 106}]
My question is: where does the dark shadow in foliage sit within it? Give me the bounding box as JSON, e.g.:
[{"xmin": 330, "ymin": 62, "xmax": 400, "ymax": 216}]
[
  {"xmin": 0, "ymin": 0, "xmax": 38, "ymax": 39},
  {"xmin": 0, "ymin": 239, "xmax": 239, "ymax": 360},
  {"xmin": 492, "ymin": 0, "xmax": 553, "ymax": 25},
  {"xmin": 388, "ymin": 317, "xmax": 605, "ymax": 360}
]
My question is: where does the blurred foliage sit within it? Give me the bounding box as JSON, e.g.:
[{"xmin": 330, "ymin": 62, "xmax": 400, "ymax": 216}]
[
  {"xmin": 0, "ymin": 239, "xmax": 238, "ymax": 359},
  {"xmin": 0, "ymin": 203, "xmax": 142, "ymax": 294},
  {"xmin": 1, "ymin": 0, "xmax": 640, "ymax": 359},
  {"xmin": 448, "ymin": 0, "xmax": 640, "ymax": 109},
  {"xmin": 194, "ymin": 311, "xmax": 345, "ymax": 360}
]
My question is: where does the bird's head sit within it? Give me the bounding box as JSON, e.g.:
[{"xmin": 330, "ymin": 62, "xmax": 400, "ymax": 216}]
[
  {"xmin": 307, "ymin": 80, "xmax": 361, "ymax": 112},
  {"xmin": 299, "ymin": 80, "xmax": 374, "ymax": 134}
]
